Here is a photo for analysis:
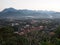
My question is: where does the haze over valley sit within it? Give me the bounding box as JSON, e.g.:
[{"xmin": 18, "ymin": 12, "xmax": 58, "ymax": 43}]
[{"xmin": 0, "ymin": 8, "xmax": 60, "ymax": 20}]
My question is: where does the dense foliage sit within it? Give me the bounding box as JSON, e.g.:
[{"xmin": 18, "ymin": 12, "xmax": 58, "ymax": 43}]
[{"xmin": 0, "ymin": 26, "xmax": 60, "ymax": 45}]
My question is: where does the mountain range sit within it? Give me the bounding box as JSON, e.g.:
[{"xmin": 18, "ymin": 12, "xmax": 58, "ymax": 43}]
[{"xmin": 0, "ymin": 8, "xmax": 60, "ymax": 19}]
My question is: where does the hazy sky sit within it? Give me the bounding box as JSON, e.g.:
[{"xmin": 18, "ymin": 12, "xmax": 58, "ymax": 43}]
[{"xmin": 0, "ymin": 0, "xmax": 60, "ymax": 12}]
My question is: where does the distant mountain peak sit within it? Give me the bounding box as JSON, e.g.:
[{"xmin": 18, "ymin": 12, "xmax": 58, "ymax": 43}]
[{"xmin": 2, "ymin": 8, "xmax": 17, "ymax": 13}]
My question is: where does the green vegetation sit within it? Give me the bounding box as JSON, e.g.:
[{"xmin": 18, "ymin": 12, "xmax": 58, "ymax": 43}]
[
  {"xmin": 0, "ymin": 26, "xmax": 29, "ymax": 45},
  {"xmin": 0, "ymin": 26, "xmax": 60, "ymax": 45}
]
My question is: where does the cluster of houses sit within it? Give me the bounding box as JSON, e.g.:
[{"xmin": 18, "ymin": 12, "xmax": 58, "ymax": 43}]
[
  {"xmin": 13, "ymin": 20, "xmax": 52, "ymax": 35},
  {"xmin": 0, "ymin": 19, "xmax": 57, "ymax": 35}
]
